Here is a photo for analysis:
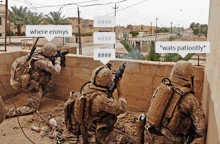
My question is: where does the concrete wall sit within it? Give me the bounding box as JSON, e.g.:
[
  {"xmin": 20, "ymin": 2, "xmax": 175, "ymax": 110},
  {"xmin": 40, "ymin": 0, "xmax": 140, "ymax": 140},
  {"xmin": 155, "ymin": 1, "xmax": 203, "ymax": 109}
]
[
  {"xmin": 76, "ymin": 36, "xmax": 93, "ymax": 43},
  {"xmin": 1, "ymin": 51, "xmax": 205, "ymax": 112},
  {"xmin": 202, "ymin": 0, "xmax": 220, "ymax": 143},
  {"xmin": 50, "ymin": 56, "xmax": 204, "ymax": 112},
  {"xmin": 0, "ymin": 51, "xmax": 21, "ymax": 97}
]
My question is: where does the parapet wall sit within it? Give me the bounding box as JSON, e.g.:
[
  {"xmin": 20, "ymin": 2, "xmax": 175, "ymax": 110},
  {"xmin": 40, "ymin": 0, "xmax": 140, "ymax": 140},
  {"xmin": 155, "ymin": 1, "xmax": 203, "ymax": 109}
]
[
  {"xmin": 1, "ymin": 51, "xmax": 205, "ymax": 112},
  {"xmin": 0, "ymin": 51, "xmax": 21, "ymax": 97}
]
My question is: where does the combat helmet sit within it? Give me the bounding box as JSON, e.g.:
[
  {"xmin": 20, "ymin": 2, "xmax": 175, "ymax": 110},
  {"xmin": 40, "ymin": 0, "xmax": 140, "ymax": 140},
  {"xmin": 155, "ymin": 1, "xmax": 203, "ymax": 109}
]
[
  {"xmin": 169, "ymin": 60, "xmax": 194, "ymax": 87},
  {"xmin": 91, "ymin": 66, "xmax": 112, "ymax": 88},
  {"xmin": 41, "ymin": 43, "xmax": 57, "ymax": 57}
]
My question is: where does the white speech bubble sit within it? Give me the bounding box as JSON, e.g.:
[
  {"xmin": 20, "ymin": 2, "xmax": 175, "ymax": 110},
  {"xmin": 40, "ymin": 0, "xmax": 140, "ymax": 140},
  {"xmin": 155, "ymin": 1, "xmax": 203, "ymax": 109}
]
[
  {"xmin": 26, "ymin": 25, "xmax": 72, "ymax": 41},
  {"xmin": 94, "ymin": 49, "xmax": 115, "ymax": 64},
  {"xmin": 94, "ymin": 16, "xmax": 116, "ymax": 27},
  {"xmin": 156, "ymin": 41, "xmax": 210, "ymax": 57},
  {"xmin": 93, "ymin": 32, "xmax": 115, "ymax": 44}
]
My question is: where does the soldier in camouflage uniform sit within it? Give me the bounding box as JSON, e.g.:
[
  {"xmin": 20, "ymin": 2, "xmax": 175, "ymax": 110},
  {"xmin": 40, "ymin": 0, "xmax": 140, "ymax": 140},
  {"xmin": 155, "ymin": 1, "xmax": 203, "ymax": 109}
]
[
  {"xmin": 5, "ymin": 43, "xmax": 61, "ymax": 118},
  {"xmin": 143, "ymin": 61, "xmax": 207, "ymax": 144},
  {"xmin": 67, "ymin": 66, "xmax": 135, "ymax": 144}
]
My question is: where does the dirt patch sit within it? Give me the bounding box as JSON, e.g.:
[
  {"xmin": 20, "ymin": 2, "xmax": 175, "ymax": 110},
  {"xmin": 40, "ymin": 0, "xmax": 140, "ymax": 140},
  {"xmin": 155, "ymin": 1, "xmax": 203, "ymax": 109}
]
[{"xmin": 1, "ymin": 93, "xmax": 142, "ymax": 144}]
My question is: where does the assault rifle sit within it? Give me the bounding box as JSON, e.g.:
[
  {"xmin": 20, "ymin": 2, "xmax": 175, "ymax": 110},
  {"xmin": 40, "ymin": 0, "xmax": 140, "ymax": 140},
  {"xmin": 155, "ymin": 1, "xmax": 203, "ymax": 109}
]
[
  {"xmin": 49, "ymin": 50, "xmax": 72, "ymax": 67},
  {"xmin": 107, "ymin": 62, "xmax": 126, "ymax": 98},
  {"xmin": 27, "ymin": 37, "xmax": 40, "ymax": 62}
]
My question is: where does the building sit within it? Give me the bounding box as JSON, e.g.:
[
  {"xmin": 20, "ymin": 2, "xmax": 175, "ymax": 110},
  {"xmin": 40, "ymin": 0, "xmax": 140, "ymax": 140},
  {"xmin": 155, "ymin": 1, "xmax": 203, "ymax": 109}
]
[
  {"xmin": 131, "ymin": 25, "xmax": 157, "ymax": 35},
  {"xmin": 82, "ymin": 19, "xmax": 93, "ymax": 27},
  {"xmin": 0, "ymin": 4, "xmax": 5, "ymax": 37}
]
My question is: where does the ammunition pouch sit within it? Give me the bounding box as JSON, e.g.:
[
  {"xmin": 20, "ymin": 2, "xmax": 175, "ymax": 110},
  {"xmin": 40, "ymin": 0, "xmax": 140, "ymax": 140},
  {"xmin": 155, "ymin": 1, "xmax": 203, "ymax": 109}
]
[
  {"xmin": 136, "ymin": 119, "xmax": 146, "ymax": 144},
  {"xmin": 28, "ymin": 80, "xmax": 40, "ymax": 91}
]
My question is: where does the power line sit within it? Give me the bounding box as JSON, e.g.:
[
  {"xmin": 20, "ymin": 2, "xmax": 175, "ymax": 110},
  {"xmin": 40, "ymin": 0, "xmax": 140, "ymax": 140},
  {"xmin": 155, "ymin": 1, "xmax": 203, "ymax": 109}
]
[
  {"xmin": 105, "ymin": 0, "xmax": 147, "ymax": 15},
  {"xmin": 26, "ymin": 0, "xmax": 40, "ymax": 12},
  {"xmin": 27, "ymin": 0, "xmax": 126, "ymax": 11},
  {"xmin": 57, "ymin": 0, "xmax": 100, "ymax": 12},
  {"xmin": 78, "ymin": 0, "xmax": 126, "ymax": 7},
  {"xmin": 23, "ymin": 0, "xmax": 39, "ymax": 12},
  {"xmin": 28, "ymin": 0, "xmax": 99, "ymax": 9}
]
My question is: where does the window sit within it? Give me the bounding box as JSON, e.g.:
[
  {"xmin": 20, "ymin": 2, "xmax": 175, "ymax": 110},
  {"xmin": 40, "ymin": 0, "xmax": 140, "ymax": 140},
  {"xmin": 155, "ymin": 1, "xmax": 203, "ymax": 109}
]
[{"xmin": 0, "ymin": 17, "xmax": 2, "ymax": 25}]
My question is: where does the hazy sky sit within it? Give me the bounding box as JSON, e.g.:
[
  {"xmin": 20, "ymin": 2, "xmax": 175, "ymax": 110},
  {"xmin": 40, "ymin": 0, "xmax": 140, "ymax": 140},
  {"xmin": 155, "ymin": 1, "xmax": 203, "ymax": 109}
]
[{"xmin": 7, "ymin": 0, "xmax": 210, "ymax": 28}]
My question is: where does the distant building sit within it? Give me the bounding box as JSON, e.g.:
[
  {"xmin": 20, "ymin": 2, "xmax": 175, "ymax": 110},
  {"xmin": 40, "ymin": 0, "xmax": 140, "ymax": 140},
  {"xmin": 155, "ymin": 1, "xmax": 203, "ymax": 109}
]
[
  {"xmin": 82, "ymin": 19, "xmax": 93, "ymax": 27},
  {"xmin": 169, "ymin": 26, "xmax": 183, "ymax": 34},
  {"xmin": 131, "ymin": 25, "xmax": 157, "ymax": 35},
  {"xmin": 182, "ymin": 28, "xmax": 193, "ymax": 37}
]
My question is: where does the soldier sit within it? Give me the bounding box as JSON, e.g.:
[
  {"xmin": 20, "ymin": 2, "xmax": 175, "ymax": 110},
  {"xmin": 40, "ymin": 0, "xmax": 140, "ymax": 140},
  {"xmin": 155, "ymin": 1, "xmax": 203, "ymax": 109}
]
[
  {"xmin": 139, "ymin": 61, "xmax": 207, "ymax": 144},
  {"xmin": 65, "ymin": 66, "xmax": 135, "ymax": 144},
  {"xmin": 5, "ymin": 43, "xmax": 61, "ymax": 118}
]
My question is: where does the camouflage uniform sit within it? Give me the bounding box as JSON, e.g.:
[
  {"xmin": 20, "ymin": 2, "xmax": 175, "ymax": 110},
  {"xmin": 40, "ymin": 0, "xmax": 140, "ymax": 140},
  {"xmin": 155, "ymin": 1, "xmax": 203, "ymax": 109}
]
[
  {"xmin": 77, "ymin": 66, "xmax": 134, "ymax": 144},
  {"xmin": 6, "ymin": 43, "xmax": 61, "ymax": 118},
  {"xmin": 144, "ymin": 61, "xmax": 207, "ymax": 144}
]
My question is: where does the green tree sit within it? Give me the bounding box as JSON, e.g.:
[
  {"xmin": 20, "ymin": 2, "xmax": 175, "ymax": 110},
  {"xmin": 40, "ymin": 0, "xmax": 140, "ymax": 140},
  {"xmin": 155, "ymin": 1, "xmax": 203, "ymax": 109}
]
[
  {"xmin": 127, "ymin": 24, "xmax": 132, "ymax": 28},
  {"xmin": 120, "ymin": 39, "xmax": 132, "ymax": 52},
  {"xmin": 130, "ymin": 31, "xmax": 139, "ymax": 37},
  {"xmin": 26, "ymin": 10, "xmax": 43, "ymax": 25},
  {"xmin": 44, "ymin": 11, "xmax": 69, "ymax": 25},
  {"xmin": 190, "ymin": 22, "xmax": 208, "ymax": 36},
  {"xmin": 146, "ymin": 41, "xmax": 161, "ymax": 61},
  {"xmin": 155, "ymin": 27, "xmax": 169, "ymax": 33},
  {"xmin": 163, "ymin": 53, "xmax": 195, "ymax": 62},
  {"xmin": 9, "ymin": 6, "xmax": 28, "ymax": 36}
]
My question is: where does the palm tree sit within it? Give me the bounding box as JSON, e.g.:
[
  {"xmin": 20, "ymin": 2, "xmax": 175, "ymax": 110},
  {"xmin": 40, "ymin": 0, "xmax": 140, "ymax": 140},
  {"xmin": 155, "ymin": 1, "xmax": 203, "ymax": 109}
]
[
  {"xmin": 26, "ymin": 10, "xmax": 43, "ymax": 25},
  {"xmin": 9, "ymin": 6, "xmax": 28, "ymax": 36},
  {"xmin": 44, "ymin": 11, "xmax": 69, "ymax": 25}
]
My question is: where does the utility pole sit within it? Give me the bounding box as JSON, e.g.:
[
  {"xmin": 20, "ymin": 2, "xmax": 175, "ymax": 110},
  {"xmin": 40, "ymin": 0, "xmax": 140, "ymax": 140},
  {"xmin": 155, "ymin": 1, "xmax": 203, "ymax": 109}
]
[
  {"xmin": 178, "ymin": 24, "xmax": 180, "ymax": 33},
  {"xmin": 155, "ymin": 17, "xmax": 158, "ymax": 39},
  {"xmin": 170, "ymin": 22, "xmax": 173, "ymax": 34},
  {"xmin": 4, "ymin": 0, "xmax": 8, "ymax": 51},
  {"xmin": 150, "ymin": 22, "xmax": 152, "ymax": 35},
  {"xmin": 9, "ymin": 11, "xmax": 11, "ymax": 44},
  {"xmin": 78, "ymin": 7, "xmax": 82, "ymax": 55},
  {"xmin": 113, "ymin": 3, "xmax": 118, "ymax": 49}
]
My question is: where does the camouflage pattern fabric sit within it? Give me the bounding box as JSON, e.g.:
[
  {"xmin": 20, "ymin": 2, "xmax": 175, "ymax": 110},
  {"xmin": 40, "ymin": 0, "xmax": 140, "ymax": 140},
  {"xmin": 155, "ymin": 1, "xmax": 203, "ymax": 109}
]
[
  {"xmin": 144, "ymin": 61, "xmax": 207, "ymax": 144},
  {"xmin": 6, "ymin": 45, "xmax": 61, "ymax": 118},
  {"xmin": 5, "ymin": 86, "xmax": 43, "ymax": 118},
  {"xmin": 145, "ymin": 92, "xmax": 206, "ymax": 143},
  {"xmin": 82, "ymin": 83, "xmax": 132, "ymax": 144}
]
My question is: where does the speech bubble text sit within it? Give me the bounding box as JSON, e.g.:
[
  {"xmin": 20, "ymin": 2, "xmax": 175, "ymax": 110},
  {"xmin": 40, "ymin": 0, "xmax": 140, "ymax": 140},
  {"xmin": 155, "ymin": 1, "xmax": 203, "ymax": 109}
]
[
  {"xmin": 156, "ymin": 41, "xmax": 210, "ymax": 57},
  {"xmin": 94, "ymin": 16, "xmax": 116, "ymax": 27},
  {"xmin": 93, "ymin": 32, "xmax": 115, "ymax": 44},
  {"xmin": 94, "ymin": 49, "xmax": 115, "ymax": 64},
  {"xmin": 26, "ymin": 25, "xmax": 72, "ymax": 41}
]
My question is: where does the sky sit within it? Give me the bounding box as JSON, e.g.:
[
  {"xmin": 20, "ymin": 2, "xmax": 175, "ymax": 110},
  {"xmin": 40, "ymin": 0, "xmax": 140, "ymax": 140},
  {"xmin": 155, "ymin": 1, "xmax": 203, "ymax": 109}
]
[{"xmin": 6, "ymin": 0, "xmax": 210, "ymax": 28}]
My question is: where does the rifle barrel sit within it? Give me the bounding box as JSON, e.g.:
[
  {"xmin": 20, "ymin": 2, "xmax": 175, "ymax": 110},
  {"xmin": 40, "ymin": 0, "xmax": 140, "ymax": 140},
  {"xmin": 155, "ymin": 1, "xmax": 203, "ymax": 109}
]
[{"xmin": 27, "ymin": 37, "xmax": 40, "ymax": 62}]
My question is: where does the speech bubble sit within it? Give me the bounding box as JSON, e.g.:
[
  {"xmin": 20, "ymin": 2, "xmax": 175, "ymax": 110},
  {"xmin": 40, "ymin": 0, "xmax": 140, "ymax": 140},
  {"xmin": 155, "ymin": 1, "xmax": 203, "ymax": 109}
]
[
  {"xmin": 94, "ymin": 49, "xmax": 115, "ymax": 64},
  {"xmin": 156, "ymin": 41, "xmax": 210, "ymax": 57},
  {"xmin": 93, "ymin": 32, "xmax": 115, "ymax": 44},
  {"xmin": 94, "ymin": 16, "xmax": 116, "ymax": 27},
  {"xmin": 26, "ymin": 25, "xmax": 72, "ymax": 41}
]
